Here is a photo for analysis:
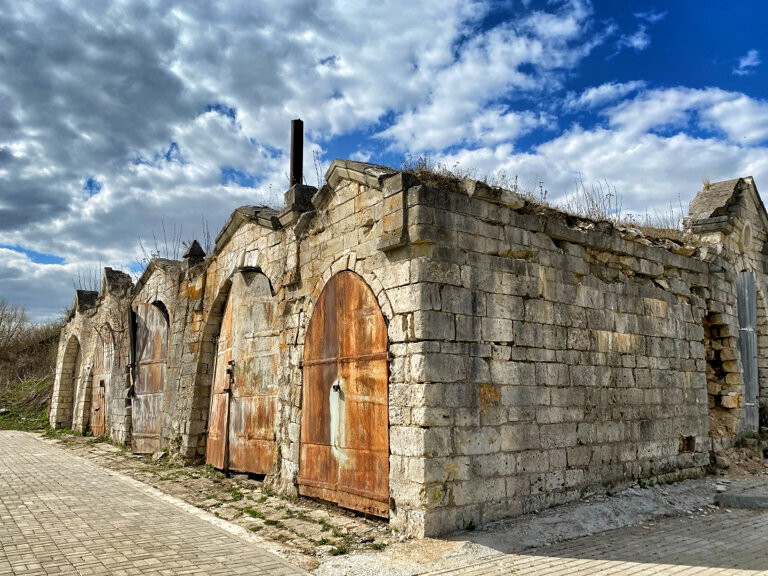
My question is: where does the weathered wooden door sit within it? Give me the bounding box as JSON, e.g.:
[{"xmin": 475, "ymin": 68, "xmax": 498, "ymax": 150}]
[
  {"xmin": 737, "ymin": 271, "xmax": 759, "ymax": 433},
  {"xmin": 206, "ymin": 271, "xmax": 278, "ymax": 474},
  {"xmin": 299, "ymin": 271, "xmax": 389, "ymax": 518},
  {"xmin": 90, "ymin": 332, "xmax": 111, "ymax": 436},
  {"xmin": 132, "ymin": 303, "xmax": 168, "ymax": 453}
]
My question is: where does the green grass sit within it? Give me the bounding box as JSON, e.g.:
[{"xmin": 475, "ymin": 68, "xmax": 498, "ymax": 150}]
[
  {"xmin": 241, "ymin": 506, "xmax": 265, "ymax": 520},
  {"xmin": 42, "ymin": 426, "xmax": 77, "ymax": 438},
  {"xmin": 229, "ymin": 487, "xmax": 244, "ymax": 501},
  {"xmin": 329, "ymin": 536, "xmax": 352, "ymax": 556},
  {"xmin": 85, "ymin": 434, "xmax": 111, "ymax": 445}
]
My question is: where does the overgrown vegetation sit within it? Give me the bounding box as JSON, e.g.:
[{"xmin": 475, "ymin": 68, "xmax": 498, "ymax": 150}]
[
  {"xmin": 401, "ymin": 155, "xmax": 690, "ymax": 237},
  {"xmin": 0, "ymin": 298, "xmax": 63, "ymax": 431}
]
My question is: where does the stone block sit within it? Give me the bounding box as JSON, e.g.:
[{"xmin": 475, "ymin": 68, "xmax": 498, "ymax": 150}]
[
  {"xmin": 413, "ymin": 310, "xmax": 455, "ymax": 340},
  {"xmin": 501, "ymin": 423, "xmax": 541, "ymax": 451},
  {"xmin": 482, "ymin": 317, "xmax": 515, "ymax": 342}
]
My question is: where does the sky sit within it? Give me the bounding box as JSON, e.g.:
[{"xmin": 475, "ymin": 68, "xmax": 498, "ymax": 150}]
[{"xmin": 0, "ymin": 0, "xmax": 766, "ymax": 321}]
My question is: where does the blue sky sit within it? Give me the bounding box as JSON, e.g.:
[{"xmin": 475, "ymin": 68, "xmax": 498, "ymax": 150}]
[{"xmin": 0, "ymin": 0, "xmax": 766, "ymax": 319}]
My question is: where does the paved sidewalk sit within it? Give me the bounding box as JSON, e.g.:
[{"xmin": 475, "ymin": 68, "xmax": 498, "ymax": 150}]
[
  {"xmin": 0, "ymin": 431, "xmax": 306, "ymax": 576},
  {"xmin": 426, "ymin": 508, "xmax": 768, "ymax": 575}
]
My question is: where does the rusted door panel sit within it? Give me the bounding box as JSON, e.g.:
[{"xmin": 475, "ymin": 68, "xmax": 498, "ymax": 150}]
[
  {"xmin": 300, "ymin": 363, "xmax": 335, "ymax": 445},
  {"xmin": 299, "ymin": 443, "xmax": 338, "ymax": 491},
  {"xmin": 315, "ymin": 277, "xmax": 339, "ymax": 361},
  {"xmin": 132, "ymin": 303, "xmax": 168, "ymax": 454},
  {"xmin": 299, "ymin": 271, "xmax": 389, "ymax": 518},
  {"xmin": 206, "ymin": 394, "xmax": 228, "ymax": 469},
  {"xmin": 206, "ymin": 294, "xmax": 233, "ymax": 468},
  {"xmin": 228, "ymin": 395, "xmax": 275, "ymax": 473},
  {"xmin": 131, "ymin": 393, "xmax": 163, "ymax": 453},
  {"xmin": 206, "ymin": 271, "xmax": 278, "ymax": 475},
  {"xmin": 338, "ymin": 360, "xmax": 388, "ymax": 451},
  {"xmin": 89, "ymin": 335, "xmax": 108, "ymax": 436},
  {"xmin": 91, "ymin": 382, "xmax": 106, "ymax": 436}
]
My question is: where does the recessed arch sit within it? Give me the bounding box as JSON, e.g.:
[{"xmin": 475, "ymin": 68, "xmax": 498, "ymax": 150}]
[
  {"xmin": 205, "ymin": 268, "xmax": 279, "ymax": 474},
  {"xmin": 89, "ymin": 326, "xmax": 113, "ymax": 436},
  {"xmin": 52, "ymin": 335, "xmax": 82, "ymax": 429},
  {"xmin": 298, "ymin": 270, "xmax": 390, "ymax": 518},
  {"xmin": 131, "ymin": 300, "xmax": 169, "ymax": 453}
]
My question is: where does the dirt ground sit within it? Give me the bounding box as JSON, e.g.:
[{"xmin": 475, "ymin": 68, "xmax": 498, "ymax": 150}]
[{"xmin": 40, "ymin": 431, "xmax": 768, "ymax": 575}]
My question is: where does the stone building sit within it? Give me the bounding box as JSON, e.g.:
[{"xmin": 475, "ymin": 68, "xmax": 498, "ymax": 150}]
[{"xmin": 50, "ymin": 158, "xmax": 768, "ymax": 537}]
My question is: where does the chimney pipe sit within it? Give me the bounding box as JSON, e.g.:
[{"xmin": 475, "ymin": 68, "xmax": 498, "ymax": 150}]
[{"xmin": 290, "ymin": 119, "xmax": 303, "ymax": 187}]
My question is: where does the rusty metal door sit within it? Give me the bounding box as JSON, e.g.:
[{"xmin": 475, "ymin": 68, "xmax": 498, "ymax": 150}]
[
  {"xmin": 132, "ymin": 303, "xmax": 168, "ymax": 453},
  {"xmin": 299, "ymin": 271, "xmax": 389, "ymax": 518},
  {"xmin": 90, "ymin": 332, "xmax": 111, "ymax": 436},
  {"xmin": 206, "ymin": 271, "xmax": 278, "ymax": 474}
]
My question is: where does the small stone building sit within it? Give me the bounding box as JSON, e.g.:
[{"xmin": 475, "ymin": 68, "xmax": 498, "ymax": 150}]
[{"xmin": 51, "ymin": 161, "xmax": 768, "ymax": 536}]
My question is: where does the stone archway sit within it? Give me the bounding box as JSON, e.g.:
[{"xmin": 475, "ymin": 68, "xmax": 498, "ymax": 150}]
[
  {"xmin": 131, "ymin": 301, "xmax": 169, "ymax": 453},
  {"xmin": 90, "ymin": 328, "xmax": 113, "ymax": 436},
  {"xmin": 52, "ymin": 336, "xmax": 82, "ymax": 429},
  {"xmin": 298, "ymin": 270, "xmax": 390, "ymax": 518},
  {"xmin": 205, "ymin": 268, "xmax": 279, "ymax": 475}
]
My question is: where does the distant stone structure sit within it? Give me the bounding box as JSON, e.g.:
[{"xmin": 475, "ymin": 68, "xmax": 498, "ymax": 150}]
[{"xmin": 51, "ymin": 161, "xmax": 767, "ymax": 537}]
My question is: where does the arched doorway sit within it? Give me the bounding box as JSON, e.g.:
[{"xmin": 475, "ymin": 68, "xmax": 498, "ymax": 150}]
[
  {"xmin": 90, "ymin": 328, "xmax": 113, "ymax": 436},
  {"xmin": 53, "ymin": 336, "xmax": 82, "ymax": 429},
  {"xmin": 131, "ymin": 302, "xmax": 169, "ymax": 453},
  {"xmin": 206, "ymin": 269, "xmax": 279, "ymax": 474},
  {"xmin": 298, "ymin": 271, "xmax": 390, "ymax": 518}
]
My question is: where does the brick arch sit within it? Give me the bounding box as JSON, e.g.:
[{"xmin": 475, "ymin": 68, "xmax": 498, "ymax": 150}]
[{"xmin": 52, "ymin": 335, "xmax": 82, "ymax": 429}]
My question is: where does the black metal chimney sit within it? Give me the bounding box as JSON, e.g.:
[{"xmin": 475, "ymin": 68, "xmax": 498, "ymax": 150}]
[{"xmin": 290, "ymin": 119, "xmax": 303, "ymax": 187}]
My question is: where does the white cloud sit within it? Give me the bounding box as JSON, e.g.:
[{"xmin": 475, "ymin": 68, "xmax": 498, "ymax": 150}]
[
  {"xmin": 440, "ymin": 127, "xmax": 768, "ymax": 219},
  {"xmin": 379, "ymin": 0, "xmax": 608, "ymax": 152},
  {"xmin": 633, "ymin": 10, "xmax": 667, "ymax": 24},
  {"xmin": 618, "ymin": 25, "xmax": 650, "ymax": 52},
  {"xmin": 565, "ymin": 81, "xmax": 646, "ymax": 110},
  {"xmin": 604, "ymin": 87, "xmax": 768, "ymax": 145},
  {"xmin": 734, "ymin": 49, "xmax": 761, "ymax": 76}
]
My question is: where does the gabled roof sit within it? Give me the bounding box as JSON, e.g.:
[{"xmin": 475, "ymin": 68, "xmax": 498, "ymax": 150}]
[
  {"xmin": 688, "ymin": 178, "xmax": 744, "ymax": 221},
  {"xmin": 212, "ymin": 205, "xmax": 280, "ymax": 257},
  {"xmin": 687, "ymin": 176, "xmax": 768, "ymax": 236},
  {"xmin": 132, "ymin": 258, "xmax": 179, "ymax": 296}
]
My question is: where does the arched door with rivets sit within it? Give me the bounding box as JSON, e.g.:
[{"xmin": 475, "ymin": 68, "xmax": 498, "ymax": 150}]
[{"xmin": 299, "ymin": 271, "xmax": 389, "ymax": 518}]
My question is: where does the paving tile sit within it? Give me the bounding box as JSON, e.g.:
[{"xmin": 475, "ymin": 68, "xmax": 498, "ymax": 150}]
[
  {"xmin": 0, "ymin": 431, "xmax": 307, "ymax": 576},
  {"xmin": 427, "ymin": 508, "xmax": 768, "ymax": 575}
]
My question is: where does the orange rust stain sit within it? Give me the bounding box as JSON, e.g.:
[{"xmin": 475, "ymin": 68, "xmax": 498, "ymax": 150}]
[
  {"xmin": 187, "ymin": 284, "xmax": 203, "ymax": 299},
  {"xmin": 479, "ymin": 383, "xmax": 500, "ymax": 406}
]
